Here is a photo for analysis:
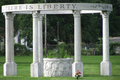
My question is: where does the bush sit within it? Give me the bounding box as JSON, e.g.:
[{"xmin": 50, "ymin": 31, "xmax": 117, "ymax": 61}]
[
  {"xmin": 0, "ymin": 47, "xmax": 5, "ymax": 56},
  {"xmin": 109, "ymin": 42, "xmax": 120, "ymax": 55},
  {"xmin": 56, "ymin": 42, "xmax": 68, "ymax": 58},
  {"xmin": 67, "ymin": 44, "xmax": 74, "ymax": 56},
  {"xmin": 14, "ymin": 43, "xmax": 31, "ymax": 56}
]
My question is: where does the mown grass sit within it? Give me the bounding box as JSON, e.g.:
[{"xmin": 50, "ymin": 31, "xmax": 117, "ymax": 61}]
[{"xmin": 0, "ymin": 55, "xmax": 120, "ymax": 80}]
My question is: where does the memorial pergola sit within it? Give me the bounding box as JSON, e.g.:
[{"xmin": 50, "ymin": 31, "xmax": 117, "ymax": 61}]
[{"xmin": 2, "ymin": 3, "xmax": 112, "ymax": 77}]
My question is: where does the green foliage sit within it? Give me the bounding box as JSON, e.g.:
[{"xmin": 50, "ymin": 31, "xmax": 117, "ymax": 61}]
[
  {"xmin": 109, "ymin": 42, "xmax": 120, "ymax": 55},
  {"xmin": 67, "ymin": 44, "xmax": 74, "ymax": 55},
  {"xmin": 47, "ymin": 53, "xmax": 52, "ymax": 58},
  {"xmin": 0, "ymin": 56, "xmax": 120, "ymax": 79},
  {"xmin": 14, "ymin": 43, "xmax": 31, "ymax": 56},
  {"xmin": 64, "ymin": 51, "xmax": 67, "ymax": 58},
  {"xmin": 57, "ymin": 42, "xmax": 67, "ymax": 58},
  {"xmin": 1, "ymin": 0, "xmax": 120, "ymax": 46},
  {"xmin": 95, "ymin": 40, "xmax": 102, "ymax": 55},
  {"xmin": 0, "ymin": 47, "xmax": 5, "ymax": 56}
]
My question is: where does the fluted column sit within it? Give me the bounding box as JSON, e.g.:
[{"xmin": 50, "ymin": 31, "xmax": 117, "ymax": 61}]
[
  {"xmin": 3, "ymin": 12, "xmax": 17, "ymax": 76},
  {"xmin": 31, "ymin": 11, "xmax": 41, "ymax": 77},
  {"xmin": 38, "ymin": 14, "xmax": 44, "ymax": 76},
  {"xmin": 100, "ymin": 11, "xmax": 112, "ymax": 76},
  {"xmin": 4, "ymin": 12, "xmax": 12, "ymax": 76},
  {"xmin": 72, "ymin": 10, "xmax": 83, "ymax": 77},
  {"xmin": 38, "ymin": 14, "xmax": 43, "ymax": 63},
  {"xmin": 10, "ymin": 14, "xmax": 15, "ymax": 63},
  {"xmin": 10, "ymin": 14, "xmax": 17, "ymax": 76},
  {"xmin": 4, "ymin": 13, "xmax": 11, "ymax": 63},
  {"xmin": 33, "ymin": 11, "xmax": 39, "ymax": 63}
]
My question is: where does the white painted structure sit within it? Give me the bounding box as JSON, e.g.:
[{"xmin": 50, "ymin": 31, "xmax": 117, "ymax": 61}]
[
  {"xmin": 2, "ymin": 3, "xmax": 112, "ymax": 77},
  {"xmin": 44, "ymin": 58, "xmax": 73, "ymax": 77}
]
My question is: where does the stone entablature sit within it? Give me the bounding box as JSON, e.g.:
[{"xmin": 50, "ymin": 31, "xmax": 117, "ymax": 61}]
[{"xmin": 2, "ymin": 3, "xmax": 112, "ymax": 13}]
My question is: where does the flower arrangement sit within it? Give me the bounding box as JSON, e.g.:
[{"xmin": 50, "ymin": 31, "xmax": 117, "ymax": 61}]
[{"xmin": 75, "ymin": 70, "xmax": 81, "ymax": 80}]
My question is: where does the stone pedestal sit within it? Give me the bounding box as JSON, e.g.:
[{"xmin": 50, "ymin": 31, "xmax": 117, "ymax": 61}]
[
  {"xmin": 4, "ymin": 62, "xmax": 12, "ymax": 76},
  {"xmin": 72, "ymin": 62, "xmax": 83, "ymax": 77},
  {"xmin": 100, "ymin": 61, "xmax": 112, "ymax": 75},
  {"xmin": 11, "ymin": 62, "xmax": 17, "ymax": 76},
  {"xmin": 4, "ymin": 62, "xmax": 17, "ymax": 76},
  {"xmin": 31, "ymin": 62, "xmax": 42, "ymax": 77}
]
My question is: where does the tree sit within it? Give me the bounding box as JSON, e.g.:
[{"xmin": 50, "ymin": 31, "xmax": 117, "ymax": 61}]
[
  {"xmin": 0, "ymin": 0, "xmax": 19, "ymax": 41},
  {"xmin": 1, "ymin": 0, "xmax": 120, "ymax": 45}
]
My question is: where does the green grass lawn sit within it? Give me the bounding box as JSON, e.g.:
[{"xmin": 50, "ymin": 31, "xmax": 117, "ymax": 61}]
[{"xmin": 0, "ymin": 55, "xmax": 120, "ymax": 80}]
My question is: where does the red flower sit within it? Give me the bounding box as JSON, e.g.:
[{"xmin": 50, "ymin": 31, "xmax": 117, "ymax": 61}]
[{"xmin": 76, "ymin": 72, "xmax": 78, "ymax": 74}]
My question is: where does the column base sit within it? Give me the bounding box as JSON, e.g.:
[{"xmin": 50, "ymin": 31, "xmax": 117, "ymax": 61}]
[
  {"xmin": 100, "ymin": 61, "xmax": 112, "ymax": 76},
  {"xmin": 4, "ymin": 62, "xmax": 17, "ymax": 76},
  {"xmin": 31, "ymin": 62, "xmax": 42, "ymax": 77},
  {"xmin": 72, "ymin": 61, "xmax": 83, "ymax": 77}
]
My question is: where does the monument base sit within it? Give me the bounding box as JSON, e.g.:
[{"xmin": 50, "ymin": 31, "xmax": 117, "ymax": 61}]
[
  {"xmin": 72, "ymin": 61, "xmax": 83, "ymax": 77},
  {"xmin": 31, "ymin": 62, "xmax": 42, "ymax": 77},
  {"xmin": 4, "ymin": 62, "xmax": 17, "ymax": 76},
  {"xmin": 100, "ymin": 61, "xmax": 112, "ymax": 76}
]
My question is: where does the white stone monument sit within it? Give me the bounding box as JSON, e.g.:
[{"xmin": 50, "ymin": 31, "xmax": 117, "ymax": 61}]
[{"xmin": 2, "ymin": 3, "xmax": 112, "ymax": 77}]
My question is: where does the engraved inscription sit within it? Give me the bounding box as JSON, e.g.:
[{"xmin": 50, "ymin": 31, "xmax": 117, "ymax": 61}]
[
  {"xmin": 54, "ymin": 4, "xmax": 59, "ymax": 9},
  {"xmin": 47, "ymin": 4, "xmax": 52, "ymax": 9},
  {"xmin": 91, "ymin": 5, "xmax": 112, "ymax": 9},
  {"xmin": 60, "ymin": 4, "xmax": 65, "ymax": 9},
  {"xmin": 2, "ymin": 3, "xmax": 112, "ymax": 13}
]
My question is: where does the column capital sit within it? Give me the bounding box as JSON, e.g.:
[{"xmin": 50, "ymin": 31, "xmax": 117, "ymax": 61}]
[
  {"xmin": 10, "ymin": 14, "xmax": 16, "ymax": 21},
  {"xmin": 32, "ymin": 11, "xmax": 39, "ymax": 18},
  {"xmin": 3, "ymin": 12, "xmax": 15, "ymax": 20},
  {"xmin": 3, "ymin": 12, "xmax": 11, "ymax": 20},
  {"xmin": 73, "ymin": 10, "xmax": 80, "ymax": 18},
  {"xmin": 101, "ymin": 11, "xmax": 111, "ymax": 18}
]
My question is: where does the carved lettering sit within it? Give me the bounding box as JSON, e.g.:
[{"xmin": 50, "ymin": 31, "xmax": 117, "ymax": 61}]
[
  {"xmin": 43, "ymin": 5, "xmax": 45, "ymax": 9},
  {"xmin": 14, "ymin": 6, "xmax": 18, "ymax": 10},
  {"xmin": 60, "ymin": 4, "xmax": 65, "ymax": 9},
  {"xmin": 54, "ymin": 4, "xmax": 58, "ymax": 9},
  {"xmin": 2, "ymin": 3, "xmax": 112, "ymax": 13},
  {"xmin": 29, "ymin": 5, "xmax": 33, "ymax": 9},
  {"xmin": 38, "ymin": 5, "xmax": 42, "ymax": 9},
  {"xmin": 66, "ymin": 4, "xmax": 70, "ymax": 9},
  {"xmin": 8, "ymin": 6, "xmax": 10, "ymax": 10},
  {"xmin": 19, "ymin": 6, "xmax": 22, "ymax": 10},
  {"xmin": 47, "ymin": 4, "xmax": 51, "ymax": 9},
  {"xmin": 11, "ymin": 6, "xmax": 13, "ymax": 10},
  {"xmin": 26, "ymin": 5, "xmax": 28, "ymax": 9},
  {"xmin": 72, "ymin": 4, "xmax": 76, "ymax": 9}
]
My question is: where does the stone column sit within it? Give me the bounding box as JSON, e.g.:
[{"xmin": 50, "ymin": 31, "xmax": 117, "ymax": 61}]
[
  {"xmin": 100, "ymin": 11, "xmax": 112, "ymax": 76},
  {"xmin": 3, "ymin": 12, "xmax": 12, "ymax": 76},
  {"xmin": 72, "ymin": 10, "xmax": 83, "ymax": 77},
  {"xmin": 31, "ymin": 11, "xmax": 41, "ymax": 77},
  {"xmin": 10, "ymin": 14, "xmax": 17, "ymax": 76},
  {"xmin": 38, "ymin": 14, "xmax": 44, "ymax": 76},
  {"xmin": 3, "ymin": 12, "xmax": 17, "ymax": 76}
]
